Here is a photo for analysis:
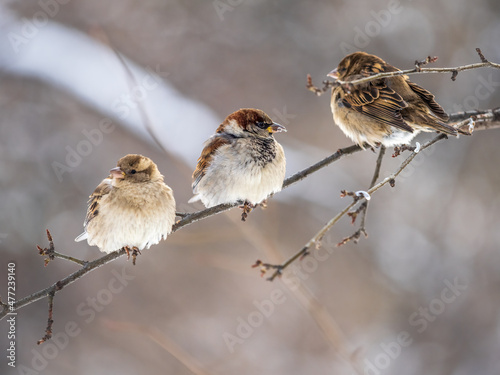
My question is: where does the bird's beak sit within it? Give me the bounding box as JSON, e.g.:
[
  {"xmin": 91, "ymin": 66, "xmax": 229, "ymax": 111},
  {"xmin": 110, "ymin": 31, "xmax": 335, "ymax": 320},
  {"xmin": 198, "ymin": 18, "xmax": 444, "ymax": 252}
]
[
  {"xmin": 327, "ymin": 68, "xmax": 339, "ymax": 80},
  {"xmin": 110, "ymin": 167, "xmax": 125, "ymax": 179},
  {"xmin": 268, "ymin": 123, "xmax": 287, "ymax": 133}
]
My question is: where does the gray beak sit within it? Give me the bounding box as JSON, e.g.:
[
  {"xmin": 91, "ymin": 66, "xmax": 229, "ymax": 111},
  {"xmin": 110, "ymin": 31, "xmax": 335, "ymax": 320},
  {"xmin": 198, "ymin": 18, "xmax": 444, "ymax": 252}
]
[
  {"xmin": 327, "ymin": 68, "xmax": 339, "ymax": 79},
  {"xmin": 268, "ymin": 123, "xmax": 287, "ymax": 133}
]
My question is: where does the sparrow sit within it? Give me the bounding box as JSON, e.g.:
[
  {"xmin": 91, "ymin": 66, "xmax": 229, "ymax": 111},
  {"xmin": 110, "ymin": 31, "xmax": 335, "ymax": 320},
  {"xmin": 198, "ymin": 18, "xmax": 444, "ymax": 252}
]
[
  {"xmin": 189, "ymin": 108, "xmax": 286, "ymax": 221},
  {"xmin": 75, "ymin": 154, "xmax": 176, "ymax": 261},
  {"xmin": 328, "ymin": 51, "xmax": 464, "ymax": 148}
]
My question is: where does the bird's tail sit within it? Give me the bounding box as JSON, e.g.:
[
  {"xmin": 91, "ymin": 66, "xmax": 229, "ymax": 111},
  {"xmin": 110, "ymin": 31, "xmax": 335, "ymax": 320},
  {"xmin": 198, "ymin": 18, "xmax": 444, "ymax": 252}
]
[
  {"xmin": 433, "ymin": 118, "xmax": 472, "ymax": 136},
  {"xmin": 74, "ymin": 232, "xmax": 88, "ymax": 242},
  {"xmin": 430, "ymin": 118, "xmax": 460, "ymax": 136},
  {"xmin": 188, "ymin": 194, "xmax": 201, "ymax": 204}
]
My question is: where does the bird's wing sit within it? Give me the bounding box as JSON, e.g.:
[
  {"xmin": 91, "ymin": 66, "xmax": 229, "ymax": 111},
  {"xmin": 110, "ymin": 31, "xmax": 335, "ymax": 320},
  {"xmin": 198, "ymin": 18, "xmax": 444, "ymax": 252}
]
[
  {"xmin": 192, "ymin": 135, "xmax": 233, "ymax": 192},
  {"xmin": 342, "ymin": 81, "xmax": 414, "ymax": 133},
  {"xmin": 84, "ymin": 178, "xmax": 114, "ymax": 228},
  {"xmin": 406, "ymin": 80, "xmax": 449, "ymax": 121}
]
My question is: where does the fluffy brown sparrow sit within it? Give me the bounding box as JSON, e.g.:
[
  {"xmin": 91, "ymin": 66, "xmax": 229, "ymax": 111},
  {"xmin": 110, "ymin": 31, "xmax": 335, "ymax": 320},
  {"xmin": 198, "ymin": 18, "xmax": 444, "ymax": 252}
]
[
  {"xmin": 189, "ymin": 108, "xmax": 286, "ymax": 220},
  {"xmin": 328, "ymin": 51, "xmax": 463, "ymax": 148},
  {"xmin": 75, "ymin": 154, "xmax": 176, "ymax": 258}
]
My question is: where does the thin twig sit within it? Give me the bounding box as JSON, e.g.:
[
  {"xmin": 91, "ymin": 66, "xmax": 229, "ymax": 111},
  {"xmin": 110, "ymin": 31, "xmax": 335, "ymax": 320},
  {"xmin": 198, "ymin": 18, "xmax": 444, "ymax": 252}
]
[
  {"xmin": 260, "ymin": 134, "xmax": 447, "ymax": 281},
  {"xmin": 311, "ymin": 48, "xmax": 500, "ymax": 91},
  {"xmin": 338, "ymin": 146, "xmax": 386, "ymax": 246},
  {"xmin": 415, "ymin": 55, "xmax": 439, "ymax": 70},
  {"xmin": 476, "ymin": 47, "xmax": 488, "ymax": 63},
  {"xmin": 306, "ymin": 73, "xmax": 338, "ymax": 96},
  {"xmin": 283, "ymin": 144, "xmax": 362, "ymax": 188},
  {"xmin": 449, "ymin": 108, "xmax": 500, "ymax": 131},
  {"xmin": 369, "ymin": 145, "xmax": 386, "ymax": 188},
  {"xmin": 336, "ymin": 58, "xmax": 500, "ymax": 86},
  {"xmin": 0, "ymin": 249, "xmax": 126, "ymax": 320},
  {"xmin": 37, "ymin": 230, "xmax": 87, "ymax": 266},
  {"xmin": 37, "ymin": 290, "xmax": 55, "ymax": 345},
  {"xmin": 51, "ymin": 252, "xmax": 88, "ymax": 266}
]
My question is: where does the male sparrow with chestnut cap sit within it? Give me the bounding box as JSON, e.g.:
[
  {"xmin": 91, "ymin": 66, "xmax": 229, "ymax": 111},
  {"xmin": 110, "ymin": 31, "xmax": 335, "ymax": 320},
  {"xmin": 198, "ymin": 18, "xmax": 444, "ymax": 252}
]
[
  {"xmin": 75, "ymin": 154, "xmax": 176, "ymax": 262},
  {"xmin": 189, "ymin": 108, "xmax": 286, "ymax": 220},
  {"xmin": 328, "ymin": 51, "xmax": 464, "ymax": 148}
]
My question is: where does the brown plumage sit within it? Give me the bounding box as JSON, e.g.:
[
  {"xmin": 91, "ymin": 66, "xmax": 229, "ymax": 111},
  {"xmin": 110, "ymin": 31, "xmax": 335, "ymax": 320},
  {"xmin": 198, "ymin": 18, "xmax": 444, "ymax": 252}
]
[
  {"xmin": 328, "ymin": 51, "xmax": 461, "ymax": 147},
  {"xmin": 75, "ymin": 154, "xmax": 176, "ymax": 254},
  {"xmin": 189, "ymin": 108, "xmax": 286, "ymax": 220}
]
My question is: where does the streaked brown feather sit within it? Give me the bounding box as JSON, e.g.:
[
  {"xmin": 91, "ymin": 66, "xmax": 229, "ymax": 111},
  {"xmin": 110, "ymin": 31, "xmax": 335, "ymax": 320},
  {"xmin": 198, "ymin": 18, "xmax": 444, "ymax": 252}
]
[
  {"xmin": 192, "ymin": 136, "xmax": 232, "ymax": 191},
  {"xmin": 343, "ymin": 83, "xmax": 413, "ymax": 133},
  {"xmin": 84, "ymin": 178, "xmax": 113, "ymax": 228},
  {"xmin": 406, "ymin": 80, "xmax": 449, "ymax": 121}
]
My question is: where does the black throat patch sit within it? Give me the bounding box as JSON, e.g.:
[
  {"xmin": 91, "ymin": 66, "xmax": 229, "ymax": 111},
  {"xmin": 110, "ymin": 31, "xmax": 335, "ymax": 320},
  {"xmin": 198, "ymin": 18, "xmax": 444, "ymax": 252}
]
[{"xmin": 248, "ymin": 137, "xmax": 277, "ymax": 167}]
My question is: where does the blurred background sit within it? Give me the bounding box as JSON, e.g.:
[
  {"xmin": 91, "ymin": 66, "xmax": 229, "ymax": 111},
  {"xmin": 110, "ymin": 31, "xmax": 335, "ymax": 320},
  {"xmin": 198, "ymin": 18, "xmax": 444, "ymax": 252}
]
[{"xmin": 1, "ymin": 0, "xmax": 500, "ymax": 374}]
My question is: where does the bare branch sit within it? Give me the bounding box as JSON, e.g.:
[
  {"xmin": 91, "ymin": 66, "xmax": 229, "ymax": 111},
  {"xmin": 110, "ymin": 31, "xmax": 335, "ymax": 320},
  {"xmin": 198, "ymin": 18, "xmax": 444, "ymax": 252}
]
[
  {"xmin": 336, "ymin": 50, "xmax": 500, "ymax": 86},
  {"xmin": 414, "ymin": 55, "xmax": 439, "ymax": 70},
  {"xmin": 37, "ymin": 230, "xmax": 88, "ymax": 267},
  {"xmin": 0, "ymin": 249, "xmax": 126, "ymax": 320},
  {"xmin": 308, "ymin": 48, "xmax": 500, "ymax": 92},
  {"xmin": 369, "ymin": 145, "xmax": 386, "ymax": 187},
  {"xmin": 259, "ymin": 134, "xmax": 448, "ymax": 281},
  {"xmin": 0, "ymin": 143, "xmax": 362, "ymax": 321},
  {"xmin": 173, "ymin": 144, "xmax": 363, "ymax": 231},
  {"xmin": 338, "ymin": 145, "xmax": 386, "ymax": 247},
  {"xmin": 285, "ymin": 144, "xmax": 363, "ymax": 188},
  {"xmin": 476, "ymin": 47, "xmax": 488, "ymax": 63},
  {"xmin": 448, "ymin": 108, "xmax": 500, "ymax": 131},
  {"xmin": 306, "ymin": 73, "xmax": 337, "ymax": 96},
  {"xmin": 37, "ymin": 290, "xmax": 55, "ymax": 345}
]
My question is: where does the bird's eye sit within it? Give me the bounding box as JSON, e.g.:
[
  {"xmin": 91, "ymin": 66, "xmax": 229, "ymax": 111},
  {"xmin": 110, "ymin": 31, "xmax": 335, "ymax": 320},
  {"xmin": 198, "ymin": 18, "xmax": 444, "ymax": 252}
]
[
  {"xmin": 256, "ymin": 121, "xmax": 269, "ymax": 129},
  {"xmin": 130, "ymin": 169, "xmax": 137, "ymax": 174}
]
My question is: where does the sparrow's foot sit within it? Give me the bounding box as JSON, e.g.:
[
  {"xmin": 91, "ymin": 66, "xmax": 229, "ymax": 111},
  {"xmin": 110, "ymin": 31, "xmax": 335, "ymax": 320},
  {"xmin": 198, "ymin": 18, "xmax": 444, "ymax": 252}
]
[
  {"xmin": 131, "ymin": 247, "xmax": 141, "ymax": 266},
  {"xmin": 124, "ymin": 246, "xmax": 132, "ymax": 260},
  {"xmin": 240, "ymin": 202, "xmax": 255, "ymax": 221}
]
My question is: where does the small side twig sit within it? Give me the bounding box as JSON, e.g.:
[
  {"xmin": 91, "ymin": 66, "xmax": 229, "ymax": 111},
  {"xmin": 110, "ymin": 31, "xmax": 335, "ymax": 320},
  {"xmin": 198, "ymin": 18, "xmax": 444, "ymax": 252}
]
[
  {"xmin": 415, "ymin": 56, "xmax": 438, "ymax": 71},
  {"xmin": 336, "ymin": 227, "xmax": 367, "ymax": 247},
  {"xmin": 338, "ymin": 145, "xmax": 386, "ymax": 246},
  {"xmin": 306, "ymin": 74, "xmax": 338, "ymax": 96},
  {"xmin": 392, "ymin": 144, "xmax": 417, "ymax": 158},
  {"xmin": 37, "ymin": 289, "xmax": 56, "ymax": 345},
  {"xmin": 476, "ymin": 47, "xmax": 488, "ymax": 63},
  {"xmin": 37, "ymin": 230, "xmax": 87, "ymax": 266}
]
